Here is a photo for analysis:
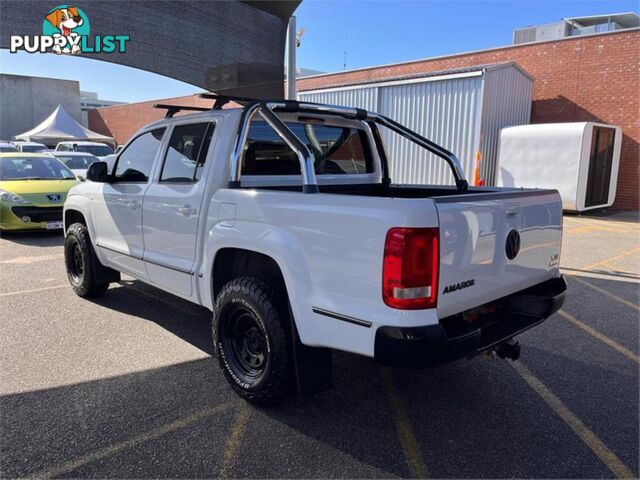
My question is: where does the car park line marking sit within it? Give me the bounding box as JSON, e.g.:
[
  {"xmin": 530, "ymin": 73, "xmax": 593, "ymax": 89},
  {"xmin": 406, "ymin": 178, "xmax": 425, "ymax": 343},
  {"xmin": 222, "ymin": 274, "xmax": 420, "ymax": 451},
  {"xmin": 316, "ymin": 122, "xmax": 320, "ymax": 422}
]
[
  {"xmin": 511, "ymin": 361, "xmax": 634, "ymax": 479},
  {"xmin": 0, "ymin": 284, "xmax": 67, "ymax": 297},
  {"xmin": 564, "ymin": 226, "xmax": 636, "ymax": 236},
  {"xmin": 568, "ymin": 276, "xmax": 639, "ymax": 312},
  {"xmin": 219, "ymin": 402, "xmax": 251, "ymax": 479},
  {"xmin": 381, "ymin": 368, "xmax": 429, "ymax": 479},
  {"xmin": 0, "ymin": 253, "xmax": 64, "ymax": 265},
  {"xmin": 560, "ymin": 267, "xmax": 639, "ymax": 282},
  {"xmin": 579, "ymin": 246, "xmax": 640, "ymax": 272},
  {"xmin": 558, "ymin": 310, "xmax": 639, "ymax": 363},
  {"xmin": 31, "ymin": 401, "xmax": 236, "ymax": 479}
]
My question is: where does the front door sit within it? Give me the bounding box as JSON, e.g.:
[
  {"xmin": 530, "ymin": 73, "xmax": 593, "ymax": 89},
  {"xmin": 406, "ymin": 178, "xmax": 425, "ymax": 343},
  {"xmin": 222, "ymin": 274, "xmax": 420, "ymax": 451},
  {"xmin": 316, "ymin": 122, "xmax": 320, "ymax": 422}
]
[
  {"xmin": 585, "ymin": 126, "xmax": 615, "ymax": 208},
  {"xmin": 142, "ymin": 121, "xmax": 215, "ymax": 297},
  {"xmin": 93, "ymin": 128, "xmax": 166, "ymax": 279}
]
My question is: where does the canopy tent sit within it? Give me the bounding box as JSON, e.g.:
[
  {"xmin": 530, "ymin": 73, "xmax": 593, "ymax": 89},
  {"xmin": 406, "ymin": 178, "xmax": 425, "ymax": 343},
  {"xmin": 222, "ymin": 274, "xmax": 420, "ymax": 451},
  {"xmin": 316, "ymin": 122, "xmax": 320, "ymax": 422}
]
[{"xmin": 13, "ymin": 105, "xmax": 115, "ymax": 147}]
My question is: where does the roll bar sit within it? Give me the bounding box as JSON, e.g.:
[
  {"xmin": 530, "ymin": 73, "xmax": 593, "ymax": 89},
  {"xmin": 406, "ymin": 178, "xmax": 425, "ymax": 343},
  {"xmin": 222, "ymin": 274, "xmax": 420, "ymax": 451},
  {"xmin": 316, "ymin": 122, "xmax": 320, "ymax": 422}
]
[{"xmin": 228, "ymin": 100, "xmax": 468, "ymax": 193}]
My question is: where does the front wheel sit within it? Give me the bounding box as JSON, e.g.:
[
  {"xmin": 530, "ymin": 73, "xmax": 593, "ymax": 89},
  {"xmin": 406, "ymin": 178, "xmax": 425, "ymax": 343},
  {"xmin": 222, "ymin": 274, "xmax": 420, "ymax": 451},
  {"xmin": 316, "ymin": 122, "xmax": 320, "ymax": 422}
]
[
  {"xmin": 64, "ymin": 223, "xmax": 109, "ymax": 297},
  {"xmin": 213, "ymin": 277, "xmax": 291, "ymax": 405}
]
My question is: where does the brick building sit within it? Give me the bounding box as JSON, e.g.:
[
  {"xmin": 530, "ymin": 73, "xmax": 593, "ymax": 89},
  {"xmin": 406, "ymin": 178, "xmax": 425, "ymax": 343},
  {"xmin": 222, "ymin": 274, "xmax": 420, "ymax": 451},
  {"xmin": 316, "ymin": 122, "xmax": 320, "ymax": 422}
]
[{"xmin": 89, "ymin": 28, "xmax": 639, "ymax": 210}]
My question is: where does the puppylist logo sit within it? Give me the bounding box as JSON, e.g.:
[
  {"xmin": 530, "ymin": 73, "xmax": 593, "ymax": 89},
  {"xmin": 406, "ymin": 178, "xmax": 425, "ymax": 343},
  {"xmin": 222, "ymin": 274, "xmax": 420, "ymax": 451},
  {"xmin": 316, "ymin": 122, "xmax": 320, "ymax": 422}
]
[{"xmin": 10, "ymin": 5, "xmax": 129, "ymax": 55}]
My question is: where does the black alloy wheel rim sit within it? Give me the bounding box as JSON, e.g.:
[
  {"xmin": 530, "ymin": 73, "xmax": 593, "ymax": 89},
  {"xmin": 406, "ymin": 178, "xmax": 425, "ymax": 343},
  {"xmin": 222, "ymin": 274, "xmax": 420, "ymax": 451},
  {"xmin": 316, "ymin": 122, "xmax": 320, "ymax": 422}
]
[
  {"xmin": 68, "ymin": 240, "xmax": 84, "ymax": 283},
  {"xmin": 223, "ymin": 306, "xmax": 268, "ymax": 378}
]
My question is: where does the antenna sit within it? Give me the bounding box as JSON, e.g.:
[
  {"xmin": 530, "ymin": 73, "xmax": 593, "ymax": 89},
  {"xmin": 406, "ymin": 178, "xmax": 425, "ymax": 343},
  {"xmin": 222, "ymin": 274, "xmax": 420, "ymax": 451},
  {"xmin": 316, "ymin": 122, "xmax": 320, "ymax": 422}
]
[{"xmin": 343, "ymin": 33, "xmax": 348, "ymax": 70}]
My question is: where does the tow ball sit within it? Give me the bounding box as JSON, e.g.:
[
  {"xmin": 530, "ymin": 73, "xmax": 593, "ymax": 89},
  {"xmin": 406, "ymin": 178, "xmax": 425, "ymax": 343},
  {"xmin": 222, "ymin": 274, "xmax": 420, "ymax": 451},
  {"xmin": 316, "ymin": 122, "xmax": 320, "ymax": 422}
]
[{"xmin": 493, "ymin": 339, "xmax": 521, "ymax": 361}]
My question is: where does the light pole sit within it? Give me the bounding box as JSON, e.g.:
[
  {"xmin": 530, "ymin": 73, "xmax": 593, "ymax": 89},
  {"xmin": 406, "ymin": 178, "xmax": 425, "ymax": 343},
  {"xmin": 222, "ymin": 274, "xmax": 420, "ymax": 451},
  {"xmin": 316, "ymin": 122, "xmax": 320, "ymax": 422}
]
[{"xmin": 286, "ymin": 15, "xmax": 297, "ymax": 100}]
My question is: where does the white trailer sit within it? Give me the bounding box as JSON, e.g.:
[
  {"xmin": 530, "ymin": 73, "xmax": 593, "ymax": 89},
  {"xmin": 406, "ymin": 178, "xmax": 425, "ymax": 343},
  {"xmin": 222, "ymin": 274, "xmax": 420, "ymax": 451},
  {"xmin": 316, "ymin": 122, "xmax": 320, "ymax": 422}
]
[{"xmin": 497, "ymin": 122, "xmax": 622, "ymax": 212}]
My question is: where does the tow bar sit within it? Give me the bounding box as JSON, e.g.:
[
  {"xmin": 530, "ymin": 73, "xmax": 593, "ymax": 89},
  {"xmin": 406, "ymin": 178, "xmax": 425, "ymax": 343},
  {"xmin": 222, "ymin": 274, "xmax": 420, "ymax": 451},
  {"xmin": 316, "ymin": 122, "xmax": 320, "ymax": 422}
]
[{"xmin": 494, "ymin": 339, "xmax": 521, "ymax": 361}]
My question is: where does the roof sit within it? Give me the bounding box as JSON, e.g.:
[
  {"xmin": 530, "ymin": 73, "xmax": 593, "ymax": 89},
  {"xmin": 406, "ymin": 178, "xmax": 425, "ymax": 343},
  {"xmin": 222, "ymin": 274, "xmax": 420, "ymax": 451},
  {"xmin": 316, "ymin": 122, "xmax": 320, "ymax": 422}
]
[
  {"xmin": 57, "ymin": 141, "xmax": 110, "ymax": 146},
  {"xmin": 563, "ymin": 12, "xmax": 640, "ymax": 28},
  {"xmin": 51, "ymin": 151, "xmax": 99, "ymax": 156},
  {"xmin": 299, "ymin": 62, "xmax": 533, "ymax": 93},
  {"xmin": 0, "ymin": 153, "xmax": 50, "ymax": 158}
]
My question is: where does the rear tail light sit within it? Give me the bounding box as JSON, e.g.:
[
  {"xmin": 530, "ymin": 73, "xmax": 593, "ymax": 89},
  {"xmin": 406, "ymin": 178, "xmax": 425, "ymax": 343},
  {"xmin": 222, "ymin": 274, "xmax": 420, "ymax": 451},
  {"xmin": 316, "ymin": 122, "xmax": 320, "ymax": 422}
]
[{"xmin": 382, "ymin": 227, "xmax": 439, "ymax": 309}]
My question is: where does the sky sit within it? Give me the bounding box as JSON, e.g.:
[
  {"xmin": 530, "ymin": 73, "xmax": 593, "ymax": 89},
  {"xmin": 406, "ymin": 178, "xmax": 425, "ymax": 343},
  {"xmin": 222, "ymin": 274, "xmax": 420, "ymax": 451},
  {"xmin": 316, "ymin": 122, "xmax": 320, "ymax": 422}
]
[{"xmin": 0, "ymin": 0, "xmax": 637, "ymax": 103}]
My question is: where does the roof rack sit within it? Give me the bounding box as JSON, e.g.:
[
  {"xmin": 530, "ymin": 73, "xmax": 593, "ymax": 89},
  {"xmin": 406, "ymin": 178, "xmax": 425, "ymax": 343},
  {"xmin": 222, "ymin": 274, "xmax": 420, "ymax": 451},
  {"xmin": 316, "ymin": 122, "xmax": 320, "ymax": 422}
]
[
  {"xmin": 199, "ymin": 93, "xmax": 263, "ymax": 109},
  {"xmin": 153, "ymin": 104, "xmax": 211, "ymax": 118}
]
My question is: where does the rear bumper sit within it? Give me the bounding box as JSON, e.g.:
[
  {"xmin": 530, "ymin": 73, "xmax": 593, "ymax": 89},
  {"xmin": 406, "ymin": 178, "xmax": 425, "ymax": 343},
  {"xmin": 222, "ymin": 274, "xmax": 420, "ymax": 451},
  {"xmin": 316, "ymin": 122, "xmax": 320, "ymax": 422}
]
[{"xmin": 375, "ymin": 276, "xmax": 567, "ymax": 368}]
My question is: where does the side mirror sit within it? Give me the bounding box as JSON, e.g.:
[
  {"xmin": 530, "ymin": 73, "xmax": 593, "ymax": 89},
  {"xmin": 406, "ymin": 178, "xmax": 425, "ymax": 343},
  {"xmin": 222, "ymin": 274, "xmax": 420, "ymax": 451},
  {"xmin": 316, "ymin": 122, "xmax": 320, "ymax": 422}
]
[{"xmin": 86, "ymin": 161, "xmax": 108, "ymax": 183}]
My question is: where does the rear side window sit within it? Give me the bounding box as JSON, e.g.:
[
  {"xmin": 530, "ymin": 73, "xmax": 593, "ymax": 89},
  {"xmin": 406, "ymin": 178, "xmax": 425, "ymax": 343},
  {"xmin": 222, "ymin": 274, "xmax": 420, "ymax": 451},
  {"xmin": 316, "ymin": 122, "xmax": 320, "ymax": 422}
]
[
  {"xmin": 242, "ymin": 121, "xmax": 374, "ymax": 176},
  {"xmin": 160, "ymin": 122, "xmax": 214, "ymax": 183},
  {"xmin": 114, "ymin": 128, "xmax": 165, "ymax": 182}
]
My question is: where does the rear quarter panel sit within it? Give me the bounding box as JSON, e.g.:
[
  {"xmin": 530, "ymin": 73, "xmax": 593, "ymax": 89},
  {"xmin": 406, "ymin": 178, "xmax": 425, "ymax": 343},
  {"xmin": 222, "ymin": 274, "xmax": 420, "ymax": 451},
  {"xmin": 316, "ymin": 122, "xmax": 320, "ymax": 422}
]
[{"xmin": 200, "ymin": 189, "xmax": 441, "ymax": 356}]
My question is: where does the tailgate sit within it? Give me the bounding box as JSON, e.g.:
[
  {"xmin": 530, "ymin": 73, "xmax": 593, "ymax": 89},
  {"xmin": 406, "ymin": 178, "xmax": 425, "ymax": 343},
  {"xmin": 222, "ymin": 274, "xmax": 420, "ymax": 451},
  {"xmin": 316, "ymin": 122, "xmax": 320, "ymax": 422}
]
[{"xmin": 435, "ymin": 190, "xmax": 562, "ymax": 318}]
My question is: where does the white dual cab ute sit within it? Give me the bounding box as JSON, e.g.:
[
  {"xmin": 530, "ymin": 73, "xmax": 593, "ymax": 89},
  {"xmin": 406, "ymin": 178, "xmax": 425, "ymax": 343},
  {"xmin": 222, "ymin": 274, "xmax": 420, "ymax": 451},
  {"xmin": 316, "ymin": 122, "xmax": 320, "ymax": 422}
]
[{"xmin": 63, "ymin": 95, "xmax": 567, "ymax": 404}]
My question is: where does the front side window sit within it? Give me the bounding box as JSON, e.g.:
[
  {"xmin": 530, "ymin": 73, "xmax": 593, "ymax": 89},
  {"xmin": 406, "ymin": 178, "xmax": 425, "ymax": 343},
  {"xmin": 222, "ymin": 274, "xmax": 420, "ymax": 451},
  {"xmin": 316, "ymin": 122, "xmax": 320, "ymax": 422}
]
[
  {"xmin": 114, "ymin": 128, "xmax": 165, "ymax": 182},
  {"xmin": 242, "ymin": 120, "xmax": 374, "ymax": 176},
  {"xmin": 160, "ymin": 123, "xmax": 214, "ymax": 182}
]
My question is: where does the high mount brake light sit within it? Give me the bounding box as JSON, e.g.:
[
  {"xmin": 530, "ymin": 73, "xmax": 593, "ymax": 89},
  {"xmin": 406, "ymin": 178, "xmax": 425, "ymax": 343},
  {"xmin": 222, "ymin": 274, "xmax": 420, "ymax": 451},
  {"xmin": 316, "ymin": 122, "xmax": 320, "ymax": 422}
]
[{"xmin": 382, "ymin": 227, "xmax": 439, "ymax": 310}]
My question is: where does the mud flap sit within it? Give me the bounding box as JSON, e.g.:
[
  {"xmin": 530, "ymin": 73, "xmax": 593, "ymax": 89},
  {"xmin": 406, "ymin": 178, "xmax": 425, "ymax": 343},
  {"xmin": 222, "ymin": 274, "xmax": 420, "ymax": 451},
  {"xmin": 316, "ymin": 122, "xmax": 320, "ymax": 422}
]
[{"xmin": 289, "ymin": 313, "xmax": 333, "ymax": 395}]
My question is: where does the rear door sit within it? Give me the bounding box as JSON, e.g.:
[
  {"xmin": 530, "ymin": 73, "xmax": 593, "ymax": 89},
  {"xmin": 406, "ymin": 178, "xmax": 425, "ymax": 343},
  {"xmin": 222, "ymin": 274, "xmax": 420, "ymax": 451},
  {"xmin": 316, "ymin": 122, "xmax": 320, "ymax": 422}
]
[
  {"xmin": 435, "ymin": 190, "xmax": 562, "ymax": 318},
  {"xmin": 141, "ymin": 120, "xmax": 215, "ymax": 297},
  {"xmin": 92, "ymin": 128, "xmax": 166, "ymax": 279}
]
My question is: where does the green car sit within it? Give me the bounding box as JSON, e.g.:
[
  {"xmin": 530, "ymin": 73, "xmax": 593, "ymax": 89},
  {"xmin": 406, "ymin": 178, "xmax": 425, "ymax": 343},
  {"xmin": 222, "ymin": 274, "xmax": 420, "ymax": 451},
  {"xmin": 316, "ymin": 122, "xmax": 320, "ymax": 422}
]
[{"xmin": 0, "ymin": 153, "xmax": 78, "ymax": 231}]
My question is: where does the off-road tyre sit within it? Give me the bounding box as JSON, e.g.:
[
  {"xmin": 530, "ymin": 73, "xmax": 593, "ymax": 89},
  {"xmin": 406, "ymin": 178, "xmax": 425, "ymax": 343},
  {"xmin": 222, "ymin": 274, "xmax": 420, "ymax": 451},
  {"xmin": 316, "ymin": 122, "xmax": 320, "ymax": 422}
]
[
  {"xmin": 213, "ymin": 277, "xmax": 291, "ymax": 405},
  {"xmin": 64, "ymin": 223, "xmax": 109, "ymax": 297}
]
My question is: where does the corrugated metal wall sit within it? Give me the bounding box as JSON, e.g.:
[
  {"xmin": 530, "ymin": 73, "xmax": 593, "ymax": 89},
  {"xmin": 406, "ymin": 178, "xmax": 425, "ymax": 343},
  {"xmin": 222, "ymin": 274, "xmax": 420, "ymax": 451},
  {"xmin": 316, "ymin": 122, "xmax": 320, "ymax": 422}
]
[
  {"xmin": 299, "ymin": 64, "xmax": 532, "ymax": 186},
  {"xmin": 378, "ymin": 76, "xmax": 483, "ymax": 185},
  {"xmin": 480, "ymin": 67, "xmax": 532, "ymax": 184}
]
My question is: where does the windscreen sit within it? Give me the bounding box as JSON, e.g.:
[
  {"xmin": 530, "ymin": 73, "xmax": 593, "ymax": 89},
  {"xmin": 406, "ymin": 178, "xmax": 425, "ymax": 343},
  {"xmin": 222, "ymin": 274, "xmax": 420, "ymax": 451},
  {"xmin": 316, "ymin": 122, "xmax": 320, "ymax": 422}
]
[
  {"xmin": 0, "ymin": 157, "xmax": 76, "ymax": 180},
  {"xmin": 20, "ymin": 145, "xmax": 45, "ymax": 153},
  {"xmin": 76, "ymin": 145, "xmax": 114, "ymax": 156},
  {"xmin": 242, "ymin": 121, "xmax": 374, "ymax": 176},
  {"xmin": 55, "ymin": 155, "xmax": 99, "ymax": 170}
]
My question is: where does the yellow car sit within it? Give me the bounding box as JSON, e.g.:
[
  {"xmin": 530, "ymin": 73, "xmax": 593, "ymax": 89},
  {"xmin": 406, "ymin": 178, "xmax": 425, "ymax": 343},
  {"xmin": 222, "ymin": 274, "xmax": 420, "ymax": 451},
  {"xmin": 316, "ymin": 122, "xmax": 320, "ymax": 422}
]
[{"xmin": 0, "ymin": 153, "xmax": 78, "ymax": 231}]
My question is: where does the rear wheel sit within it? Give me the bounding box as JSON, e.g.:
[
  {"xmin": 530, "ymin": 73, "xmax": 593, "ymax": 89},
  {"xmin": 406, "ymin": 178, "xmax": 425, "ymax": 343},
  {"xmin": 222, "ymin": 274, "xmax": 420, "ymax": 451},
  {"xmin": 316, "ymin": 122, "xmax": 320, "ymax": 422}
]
[
  {"xmin": 213, "ymin": 277, "xmax": 291, "ymax": 405},
  {"xmin": 64, "ymin": 223, "xmax": 109, "ymax": 297}
]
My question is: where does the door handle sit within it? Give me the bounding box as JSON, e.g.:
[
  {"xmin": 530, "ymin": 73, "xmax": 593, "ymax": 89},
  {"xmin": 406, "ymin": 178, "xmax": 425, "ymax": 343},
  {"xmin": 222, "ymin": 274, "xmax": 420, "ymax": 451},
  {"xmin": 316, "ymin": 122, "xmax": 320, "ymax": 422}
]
[
  {"xmin": 128, "ymin": 200, "xmax": 141, "ymax": 210},
  {"xmin": 178, "ymin": 205, "xmax": 197, "ymax": 217}
]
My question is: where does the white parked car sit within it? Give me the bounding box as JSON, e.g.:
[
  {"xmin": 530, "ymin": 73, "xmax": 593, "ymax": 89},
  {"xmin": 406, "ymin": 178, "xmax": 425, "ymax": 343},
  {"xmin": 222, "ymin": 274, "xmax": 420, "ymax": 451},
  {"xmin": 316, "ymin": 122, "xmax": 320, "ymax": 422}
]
[
  {"xmin": 13, "ymin": 141, "xmax": 47, "ymax": 153},
  {"xmin": 63, "ymin": 98, "xmax": 567, "ymax": 404},
  {"xmin": 55, "ymin": 141, "xmax": 114, "ymax": 157},
  {"xmin": 50, "ymin": 152, "xmax": 99, "ymax": 180},
  {"xmin": 0, "ymin": 142, "xmax": 18, "ymax": 152}
]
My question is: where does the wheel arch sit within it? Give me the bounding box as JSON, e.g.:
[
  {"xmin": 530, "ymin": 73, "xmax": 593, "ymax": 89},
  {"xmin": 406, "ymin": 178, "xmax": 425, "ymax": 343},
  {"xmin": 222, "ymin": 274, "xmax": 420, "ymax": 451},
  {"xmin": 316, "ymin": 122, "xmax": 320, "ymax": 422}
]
[
  {"xmin": 64, "ymin": 208, "xmax": 87, "ymax": 232},
  {"xmin": 212, "ymin": 248, "xmax": 288, "ymax": 301}
]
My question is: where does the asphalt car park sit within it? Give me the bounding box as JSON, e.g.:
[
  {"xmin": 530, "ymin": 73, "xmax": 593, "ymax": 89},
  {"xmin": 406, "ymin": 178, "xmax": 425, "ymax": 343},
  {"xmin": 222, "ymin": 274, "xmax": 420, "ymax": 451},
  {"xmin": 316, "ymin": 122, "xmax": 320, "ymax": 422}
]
[{"xmin": 0, "ymin": 212, "xmax": 638, "ymax": 479}]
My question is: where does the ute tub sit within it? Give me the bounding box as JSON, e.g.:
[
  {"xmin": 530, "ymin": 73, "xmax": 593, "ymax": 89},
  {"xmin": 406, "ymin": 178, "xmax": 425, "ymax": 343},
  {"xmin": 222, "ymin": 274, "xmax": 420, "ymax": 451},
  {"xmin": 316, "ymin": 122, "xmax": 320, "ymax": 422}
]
[{"xmin": 375, "ymin": 276, "xmax": 567, "ymax": 368}]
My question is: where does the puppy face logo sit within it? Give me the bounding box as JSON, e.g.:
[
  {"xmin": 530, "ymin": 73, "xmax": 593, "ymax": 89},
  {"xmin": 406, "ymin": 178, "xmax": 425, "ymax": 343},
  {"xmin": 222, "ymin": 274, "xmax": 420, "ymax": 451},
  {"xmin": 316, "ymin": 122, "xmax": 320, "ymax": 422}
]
[
  {"xmin": 46, "ymin": 7, "xmax": 83, "ymax": 37},
  {"xmin": 42, "ymin": 5, "xmax": 90, "ymax": 55}
]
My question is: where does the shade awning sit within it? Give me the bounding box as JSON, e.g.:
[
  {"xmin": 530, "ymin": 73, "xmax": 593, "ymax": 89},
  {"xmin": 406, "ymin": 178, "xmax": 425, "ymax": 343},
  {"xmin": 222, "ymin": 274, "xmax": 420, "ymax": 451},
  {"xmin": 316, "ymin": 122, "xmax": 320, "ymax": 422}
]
[{"xmin": 0, "ymin": 0, "xmax": 301, "ymax": 99}]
